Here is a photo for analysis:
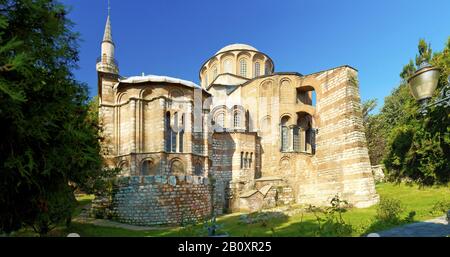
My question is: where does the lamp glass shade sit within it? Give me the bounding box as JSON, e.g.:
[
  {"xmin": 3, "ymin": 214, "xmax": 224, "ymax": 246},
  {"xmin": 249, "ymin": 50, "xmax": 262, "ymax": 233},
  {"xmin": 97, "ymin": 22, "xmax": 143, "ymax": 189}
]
[{"xmin": 407, "ymin": 67, "xmax": 440, "ymax": 101}]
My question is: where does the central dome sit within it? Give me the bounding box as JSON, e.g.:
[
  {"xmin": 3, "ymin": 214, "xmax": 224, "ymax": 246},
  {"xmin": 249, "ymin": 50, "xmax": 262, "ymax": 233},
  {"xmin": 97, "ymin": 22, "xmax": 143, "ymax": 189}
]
[{"xmin": 215, "ymin": 43, "xmax": 258, "ymax": 55}]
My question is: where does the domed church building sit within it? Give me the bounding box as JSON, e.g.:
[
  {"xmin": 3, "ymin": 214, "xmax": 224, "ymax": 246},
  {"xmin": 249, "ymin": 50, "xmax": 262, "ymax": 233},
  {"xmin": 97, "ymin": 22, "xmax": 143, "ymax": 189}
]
[{"xmin": 95, "ymin": 13, "xmax": 379, "ymax": 226}]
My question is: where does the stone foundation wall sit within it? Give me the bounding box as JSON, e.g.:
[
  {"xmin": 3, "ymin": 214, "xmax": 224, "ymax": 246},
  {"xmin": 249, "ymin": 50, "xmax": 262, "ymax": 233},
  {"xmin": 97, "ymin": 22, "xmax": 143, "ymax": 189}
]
[{"xmin": 108, "ymin": 175, "xmax": 212, "ymax": 226}]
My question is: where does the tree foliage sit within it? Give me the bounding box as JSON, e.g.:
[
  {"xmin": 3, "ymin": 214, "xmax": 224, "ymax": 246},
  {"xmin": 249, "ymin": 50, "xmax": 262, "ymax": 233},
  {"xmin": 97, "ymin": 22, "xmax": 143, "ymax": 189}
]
[
  {"xmin": 364, "ymin": 37, "xmax": 450, "ymax": 185},
  {"xmin": 0, "ymin": 0, "xmax": 110, "ymax": 235}
]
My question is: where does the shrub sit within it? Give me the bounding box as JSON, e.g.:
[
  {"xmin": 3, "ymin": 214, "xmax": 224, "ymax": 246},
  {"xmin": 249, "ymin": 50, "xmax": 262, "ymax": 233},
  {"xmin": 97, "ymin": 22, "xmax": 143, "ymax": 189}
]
[
  {"xmin": 430, "ymin": 200, "xmax": 450, "ymax": 215},
  {"xmin": 376, "ymin": 197, "xmax": 404, "ymax": 223}
]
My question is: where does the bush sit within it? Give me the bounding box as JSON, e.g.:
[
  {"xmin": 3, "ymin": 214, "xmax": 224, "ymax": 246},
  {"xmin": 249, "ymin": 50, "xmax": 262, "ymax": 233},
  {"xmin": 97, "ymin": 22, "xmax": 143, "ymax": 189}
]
[
  {"xmin": 376, "ymin": 197, "xmax": 404, "ymax": 224},
  {"xmin": 430, "ymin": 200, "xmax": 450, "ymax": 215}
]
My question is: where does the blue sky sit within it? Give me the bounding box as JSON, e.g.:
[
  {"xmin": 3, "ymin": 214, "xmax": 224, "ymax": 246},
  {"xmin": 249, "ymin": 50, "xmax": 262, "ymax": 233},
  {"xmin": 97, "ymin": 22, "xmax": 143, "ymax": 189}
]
[{"xmin": 62, "ymin": 0, "xmax": 449, "ymax": 113}]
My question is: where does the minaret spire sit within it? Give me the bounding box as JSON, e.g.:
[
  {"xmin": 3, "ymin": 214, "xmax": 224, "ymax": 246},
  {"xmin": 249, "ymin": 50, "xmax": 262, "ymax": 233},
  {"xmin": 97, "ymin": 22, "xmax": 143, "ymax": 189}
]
[
  {"xmin": 103, "ymin": 0, "xmax": 113, "ymax": 44},
  {"xmin": 96, "ymin": 0, "xmax": 118, "ymax": 74}
]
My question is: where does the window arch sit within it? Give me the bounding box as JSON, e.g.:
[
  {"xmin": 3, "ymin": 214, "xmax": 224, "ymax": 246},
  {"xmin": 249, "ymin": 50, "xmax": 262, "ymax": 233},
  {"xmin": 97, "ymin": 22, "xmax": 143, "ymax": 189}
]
[
  {"xmin": 165, "ymin": 112, "xmax": 172, "ymax": 152},
  {"xmin": 179, "ymin": 114, "xmax": 184, "ymax": 152},
  {"xmin": 297, "ymin": 112, "xmax": 315, "ymax": 154},
  {"xmin": 280, "ymin": 116, "xmax": 291, "ymax": 152},
  {"xmin": 280, "ymin": 80, "xmax": 292, "ymax": 103},
  {"xmin": 141, "ymin": 159, "xmax": 157, "ymax": 176},
  {"xmin": 215, "ymin": 112, "xmax": 225, "ymax": 128},
  {"xmin": 118, "ymin": 161, "xmax": 129, "ymax": 176},
  {"xmin": 254, "ymin": 62, "xmax": 260, "ymax": 78},
  {"xmin": 239, "ymin": 59, "xmax": 247, "ymax": 77},
  {"xmin": 170, "ymin": 159, "xmax": 185, "ymax": 174},
  {"xmin": 171, "ymin": 112, "xmax": 178, "ymax": 152},
  {"xmin": 265, "ymin": 62, "xmax": 271, "ymax": 75},
  {"xmin": 244, "ymin": 152, "xmax": 248, "ymax": 168}
]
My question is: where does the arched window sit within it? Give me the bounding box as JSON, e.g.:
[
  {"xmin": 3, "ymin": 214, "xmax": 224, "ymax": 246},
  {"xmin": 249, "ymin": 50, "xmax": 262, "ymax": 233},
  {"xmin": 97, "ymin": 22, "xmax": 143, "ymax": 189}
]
[
  {"xmin": 215, "ymin": 112, "xmax": 225, "ymax": 128},
  {"xmin": 141, "ymin": 159, "xmax": 156, "ymax": 176},
  {"xmin": 171, "ymin": 112, "xmax": 178, "ymax": 152},
  {"xmin": 233, "ymin": 111, "xmax": 241, "ymax": 128},
  {"xmin": 254, "ymin": 62, "xmax": 260, "ymax": 78},
  {"xmin": 240, "ymin": 152, "xmax": 244, "ymax": 169},
  {"xmin": 293, "ymin": 126, "xmax": 300, "ymax": 152},
  {"xmin": 179, "ymin": 114, "xmax": 184, "ymax": 152},
  {"xmin": 265, "ymin": 62, "xmax": 271, "ymax": 75},
  {"xmin": 224, "ymin": 59, "xmax": 232, "ymax": 73},
  {"xmin": 244, "ymin": 152, "xmax": 249, "ymax": 168},
  {"xmin": 297, "ymin": 112, "xmax": 314, "ymax": 154},
  {"xmin": 165, "ymin": 112, "xmax": 171, "ymax": 152},
  {"xmin": 170, "ymin": 160, "xmax": 184, "ymax": 174},
  {"xmin": 118, "ymin": 161, "xmax": 129, "ymax": 176},
  {"xmin": 239, "ymin": 59, "xmax": 247, "ymax": 77},
  {"xmin": 281, "ymin": 116, "xmax": 290, "ymax": 152}
]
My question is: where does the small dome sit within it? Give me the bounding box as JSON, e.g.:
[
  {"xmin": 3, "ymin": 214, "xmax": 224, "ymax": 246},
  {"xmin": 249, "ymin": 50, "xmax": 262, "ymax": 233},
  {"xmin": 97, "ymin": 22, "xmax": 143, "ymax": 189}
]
[{"xmin": 216, "ymin": 43, "xmax": 258, "ymax": 55}]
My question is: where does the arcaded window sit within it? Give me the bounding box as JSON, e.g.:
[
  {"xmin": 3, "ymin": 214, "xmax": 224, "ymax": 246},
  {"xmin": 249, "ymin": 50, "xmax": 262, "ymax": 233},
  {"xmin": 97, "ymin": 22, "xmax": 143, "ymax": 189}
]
[
  {"xmin": 240, "ymin": 152, "xmax": 244, "ymax": 169},
  {"xmin": 254, "ymin": 62, "xmax": 260, "ymax": 78},
  {"xmin": 297, "ymin": 112, "xmax": 315, "ymax": 154},
  {"xmin": 239, "ymin": 59, "xmax": 247, "ymax": 77},
  {"xmin": 233, "ymin": 111, "xmax": 241, "ymax": 128}
]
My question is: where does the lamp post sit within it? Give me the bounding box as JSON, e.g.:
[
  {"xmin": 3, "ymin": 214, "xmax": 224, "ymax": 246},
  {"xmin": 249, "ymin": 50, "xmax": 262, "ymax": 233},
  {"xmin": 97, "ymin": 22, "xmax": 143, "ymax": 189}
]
[{"xmin": 407, "ymin": 61, "xmax": 450, "ymax": 115}]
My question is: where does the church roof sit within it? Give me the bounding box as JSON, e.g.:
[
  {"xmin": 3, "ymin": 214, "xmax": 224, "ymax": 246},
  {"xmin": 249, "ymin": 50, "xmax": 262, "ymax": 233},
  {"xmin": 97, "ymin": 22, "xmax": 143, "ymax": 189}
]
[
  {"xmin": 215, "ymin": 43, "xmax": 258, "ymax": 54},
  {"xmin": 117, "ymin": 74, "xmax": 209, "ymax": 93}
]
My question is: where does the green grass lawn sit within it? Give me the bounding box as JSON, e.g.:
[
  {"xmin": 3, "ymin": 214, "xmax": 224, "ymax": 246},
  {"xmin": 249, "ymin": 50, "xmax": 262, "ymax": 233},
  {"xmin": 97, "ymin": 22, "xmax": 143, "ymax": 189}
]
[{"xmin": 12, "ymin": 182, "xmax": 450, "ymax": 237}]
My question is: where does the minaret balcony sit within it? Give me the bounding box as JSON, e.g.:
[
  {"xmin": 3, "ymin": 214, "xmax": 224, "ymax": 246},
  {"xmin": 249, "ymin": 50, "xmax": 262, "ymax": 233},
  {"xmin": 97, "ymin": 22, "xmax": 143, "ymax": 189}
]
[{"xmin": 96, "ymin": 56, "xmax": 119, "ymax": 74}]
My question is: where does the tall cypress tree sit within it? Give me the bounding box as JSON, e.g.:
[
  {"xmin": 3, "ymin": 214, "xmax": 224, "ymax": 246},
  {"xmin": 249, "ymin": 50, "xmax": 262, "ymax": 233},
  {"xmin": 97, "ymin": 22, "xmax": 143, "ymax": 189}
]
[{"xmin": 0, "ymin": 0, "xmax": 107, "ymax": 235}]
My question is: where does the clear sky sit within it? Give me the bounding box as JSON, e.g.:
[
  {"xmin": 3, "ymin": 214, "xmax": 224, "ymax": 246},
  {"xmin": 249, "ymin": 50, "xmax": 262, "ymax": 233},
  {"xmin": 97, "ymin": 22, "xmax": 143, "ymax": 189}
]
[{"xmin": 62, "ymin": 0, "xmax": 450, "ymax": 113}]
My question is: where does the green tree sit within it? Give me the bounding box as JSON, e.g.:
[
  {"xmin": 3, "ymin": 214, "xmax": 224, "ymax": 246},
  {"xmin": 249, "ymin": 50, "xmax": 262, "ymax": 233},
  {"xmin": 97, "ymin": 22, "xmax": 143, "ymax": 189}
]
[
  {"xmin": 0, "ymin": 0, "xmax": 111, "ymax": 235},
  {"xmin": 361, "ymin": 98, "xmax": 386, "ymax": 165},
  {"xmin": 382, "ymin": 37, "xmax": 450, "ymax": 185}
]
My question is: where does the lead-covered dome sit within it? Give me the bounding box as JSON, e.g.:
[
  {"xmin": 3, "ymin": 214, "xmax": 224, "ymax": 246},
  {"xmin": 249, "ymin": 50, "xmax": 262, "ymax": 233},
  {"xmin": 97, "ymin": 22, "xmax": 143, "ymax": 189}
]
[
  {"xmin": 199, "ymin": 43, "xmax": 275, "ymax": 89},
  {"xmin": 215, "ymin": 43, "xmax": 258, "ymax": 55}
]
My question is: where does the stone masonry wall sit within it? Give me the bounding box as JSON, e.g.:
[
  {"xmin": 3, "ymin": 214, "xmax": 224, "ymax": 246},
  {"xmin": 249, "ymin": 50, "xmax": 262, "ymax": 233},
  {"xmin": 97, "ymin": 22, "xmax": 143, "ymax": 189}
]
[{"xmin": 109, "ymin": 175, "xmax": 212, "ymax": 226}]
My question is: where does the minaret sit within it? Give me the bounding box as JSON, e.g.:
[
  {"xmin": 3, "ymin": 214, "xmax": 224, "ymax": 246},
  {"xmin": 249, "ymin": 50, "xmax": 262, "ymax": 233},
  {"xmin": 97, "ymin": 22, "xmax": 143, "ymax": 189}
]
[
  {"xmin": 96, "ymin": 1, "xmax": 118, "ymax": 75},
  {"xmin": 97, "ymin": 1, "xmax": 119, "ymax": 159}
]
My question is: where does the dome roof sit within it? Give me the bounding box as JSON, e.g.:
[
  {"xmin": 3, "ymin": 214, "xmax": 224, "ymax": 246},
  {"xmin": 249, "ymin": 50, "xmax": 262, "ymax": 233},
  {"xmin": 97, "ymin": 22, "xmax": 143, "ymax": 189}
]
[{"xmin": 215, "ymin": 43, "xmax": 258, "ymax": 54}]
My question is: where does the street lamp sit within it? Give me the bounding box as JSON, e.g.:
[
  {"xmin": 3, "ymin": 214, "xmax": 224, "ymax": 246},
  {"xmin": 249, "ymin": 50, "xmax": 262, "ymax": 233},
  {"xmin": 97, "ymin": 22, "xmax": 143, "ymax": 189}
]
[{"xmin": 407, "ymin": 61, "xmax": 450, "ymax": 115}]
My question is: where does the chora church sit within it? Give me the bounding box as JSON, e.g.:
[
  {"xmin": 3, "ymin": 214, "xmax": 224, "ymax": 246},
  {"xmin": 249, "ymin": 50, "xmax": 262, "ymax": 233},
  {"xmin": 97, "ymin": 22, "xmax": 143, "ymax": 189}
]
[{"xmin": 93, "ymin": 10, "xmax": 379, "ymax": 226}]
